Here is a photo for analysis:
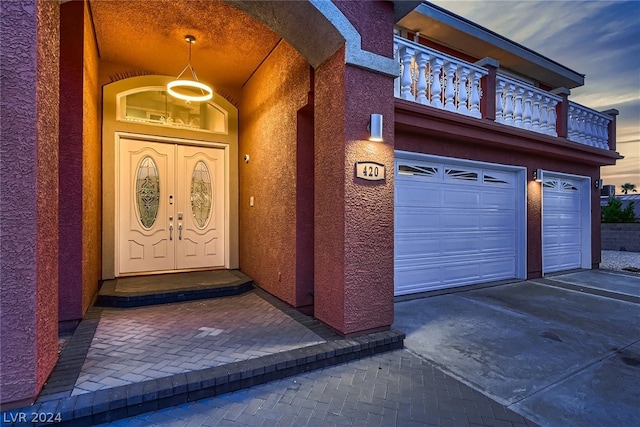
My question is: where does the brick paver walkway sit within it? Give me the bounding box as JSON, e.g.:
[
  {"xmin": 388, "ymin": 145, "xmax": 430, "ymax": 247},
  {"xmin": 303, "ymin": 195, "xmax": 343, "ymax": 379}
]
[
  {"xmin": 2, "ymin": 285, "xmax": 536, "ymax": 426},
  {"xmin": 72, "ymin": 293, "xmax": 324, "ymax": 395},
  {"xmin": 98, "ymin": 349, "xmax": 535, "ymax": 427}
]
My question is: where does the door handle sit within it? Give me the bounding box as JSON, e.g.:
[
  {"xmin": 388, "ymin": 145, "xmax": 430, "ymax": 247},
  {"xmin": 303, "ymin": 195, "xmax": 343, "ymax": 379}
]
[
  {"xmin": 178, "ymin": 223, "xmax": 182, "ymax": 240},
  {"xmin": 169, "ymin": 224, "xmax": 174, "ymax": 241}
]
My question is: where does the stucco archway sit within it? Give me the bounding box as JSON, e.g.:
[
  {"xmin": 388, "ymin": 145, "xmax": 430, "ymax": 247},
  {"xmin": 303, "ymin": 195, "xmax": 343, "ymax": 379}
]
[{"xmin": 224, "ymin": 0, "xmax": 399, "ymax": 76}]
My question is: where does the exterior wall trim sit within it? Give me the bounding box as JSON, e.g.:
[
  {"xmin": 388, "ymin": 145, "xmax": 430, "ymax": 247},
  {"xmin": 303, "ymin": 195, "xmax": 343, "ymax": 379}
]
[
  {"xmin": 227, "ymin": 0, "xmax": 399, "ymax": 77},
  {"xmin": 395, "ymin": 99, "xmax": 622, "ymax": 167},
  {"xmin": 308, "ymin": 0, "xmax": 399, "ymax": 76}
]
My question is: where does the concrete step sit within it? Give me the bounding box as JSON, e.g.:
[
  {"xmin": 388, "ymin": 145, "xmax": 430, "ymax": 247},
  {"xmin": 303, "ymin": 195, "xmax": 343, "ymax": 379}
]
[{"xmin": 96, "ymin": 270, "xmax": 254, "ymax": 308}]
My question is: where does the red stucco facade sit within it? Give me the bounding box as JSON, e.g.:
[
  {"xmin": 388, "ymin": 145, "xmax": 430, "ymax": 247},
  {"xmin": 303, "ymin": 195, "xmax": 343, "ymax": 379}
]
[
  {"xmin": 0, "ymin": 0, "xmax": 60, "ymax": 408},
  {"xmin": 238, "ymin": 40, "xmax": 313, "ymax": 308},
  {"xmin": 0, "ymin": 0, "xmax": 621, "ymax": 407}
]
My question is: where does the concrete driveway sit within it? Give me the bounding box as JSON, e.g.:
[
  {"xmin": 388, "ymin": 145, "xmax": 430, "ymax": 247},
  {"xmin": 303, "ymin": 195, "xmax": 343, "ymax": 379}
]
[{"xmin": 393, "ymin": 269, "xmax": 640, "ymax": 427}]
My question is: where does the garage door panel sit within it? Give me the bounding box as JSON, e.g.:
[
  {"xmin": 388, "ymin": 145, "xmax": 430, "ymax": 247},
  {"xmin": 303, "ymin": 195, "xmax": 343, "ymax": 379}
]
[
  {"xmin": 438, "ymin": 210, "xmax": 515, "ymax": 230},
  {"xmin": 543, "ymin": 251, "xmax": 581, "ymax": 273},
  {"xmin": 395, "ymin": 265, "xmax": 447, "ymax": 295},
  {"xmin": 396, "ymin": 231, "xmax": 516, "ymax": 259},
  {"xmin": 546, "ymin": 203, "xmax": 580, "ymax": 213},
  {"xmin": 397, "ymin": 208, "xmax": 515, "ymax": 230},
  {"xmin": 440, "ymin": 233, "xmax": 515, "ymax": 254},
  {"xmin": 544, "ymin": 214, "xmax": 581, "ymax": 228},
  {"xmin": 441, "ymin": 212, "xmax": 482, "ymax": 229},
  {"xmin": 478, "ymin": 211, "xmax": 516, "ymax": 229},
  {"xmin": 442, "ymin": 189, "xmax": 482, "ymax": 206},
  {"xmin": 395, "ymin": 234, "xmax": 442, "ymax": 258},
  {"xmin": 483, "ymin": 190, "xmax": 516, "ymax": 207},
  {"xmin": 395, "ymin": 185, "xmax": 443, "ymax": 207},
  {"xmin": 395, "ymin": 256, "xmax": 516, "ymax": 295},
  {"xmin": 396, "ymin": 208, "xmax": 444, "ymax": 231},
  {"xmin": 543, "ymin": 229, "xmax": 581, "ymax": 245},
  {"xmin": 396, "ymin": 250, "xmax": 516, "ymax": 268}
]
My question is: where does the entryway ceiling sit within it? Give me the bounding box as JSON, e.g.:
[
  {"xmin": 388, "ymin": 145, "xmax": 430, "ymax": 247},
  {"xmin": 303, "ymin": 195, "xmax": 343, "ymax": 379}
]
[{"xmin": 89, "ymin": 0, "xmax": 282, "ymax": 97}]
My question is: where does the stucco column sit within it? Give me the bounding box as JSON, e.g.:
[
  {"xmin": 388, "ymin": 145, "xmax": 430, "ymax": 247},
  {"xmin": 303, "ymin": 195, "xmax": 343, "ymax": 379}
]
[
  {"xmin": 602, "ymin": 109, "xmax": 619, "ymax": 152},
  {"xmin": 58, "ymin": 0, "xmax": 101, "ymax": 323},
  {"xmin": 476, "ymin": 57, "xmax": 499, "ymax": 121},
  {"xmin": 314, "ymin": 48, "xmax": 396, "ymax": 335},
  {"xmin": 0, "ymin": 0, "xmax": 60, "ymax": 407},
  {"xmin": 552, "ymin": 87, "xmax": 570, "ymax": 139}
]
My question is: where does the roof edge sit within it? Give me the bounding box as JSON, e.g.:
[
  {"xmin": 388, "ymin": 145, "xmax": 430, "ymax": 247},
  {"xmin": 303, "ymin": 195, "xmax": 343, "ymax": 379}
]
[{"xmin": 417, "ymin": 2, "xmax": 585, "ymax": 88}]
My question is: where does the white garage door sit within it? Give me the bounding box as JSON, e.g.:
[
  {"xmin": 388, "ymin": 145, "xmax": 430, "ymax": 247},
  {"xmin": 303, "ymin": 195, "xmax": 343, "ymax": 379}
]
[
  {"xmin": 542, "ymin": 175, "xmax": 585, "ymax": 273},
  {"xmin": 395, "ymin": 156, "xmax": 523, "ymax": 296}
]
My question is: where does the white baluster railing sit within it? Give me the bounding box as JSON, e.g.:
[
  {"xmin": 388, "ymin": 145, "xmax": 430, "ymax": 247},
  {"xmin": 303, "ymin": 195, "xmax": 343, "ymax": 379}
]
[
  {"xmin": 393, "ymin": 36, "xmax": 613, "ymax": 151},
  {"xmin": 496, "ymin": 74, "xmax": 561, "ymax": 137},
  {"xmin": 394, "ymin": 37, "xmax": 487, "ymax": 118},
  {"xmin": 568, "ymin": 102, "xmax": 611, "ymax": 149}
]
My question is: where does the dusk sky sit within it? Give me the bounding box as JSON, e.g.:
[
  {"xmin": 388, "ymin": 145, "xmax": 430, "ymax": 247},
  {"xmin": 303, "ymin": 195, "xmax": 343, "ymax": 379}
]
[{"xmin": 429, "ymin": 0, "xmax": 640, "ymax": 193}]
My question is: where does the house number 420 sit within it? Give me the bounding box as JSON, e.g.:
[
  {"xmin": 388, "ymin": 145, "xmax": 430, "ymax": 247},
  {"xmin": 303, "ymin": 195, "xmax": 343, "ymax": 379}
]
[{"xmin": 356, "ymin": 162, "xmax": 385, "ymax": 181}]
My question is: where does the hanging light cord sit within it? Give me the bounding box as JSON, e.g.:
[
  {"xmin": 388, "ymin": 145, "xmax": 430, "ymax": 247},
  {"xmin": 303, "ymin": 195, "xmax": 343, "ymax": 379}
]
[{"xmin": 174, "ymin": 40, "xmax": 202, "ymax": 91}]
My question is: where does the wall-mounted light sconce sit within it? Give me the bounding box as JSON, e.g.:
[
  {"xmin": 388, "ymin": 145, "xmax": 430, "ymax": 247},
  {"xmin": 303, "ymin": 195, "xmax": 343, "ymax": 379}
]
[
  {"xmin": 533, "ymin": 168, "xmax": 543, "ymax": 182},
  {"xmin": 368, "ymin": 114, "xmax": 383, "ymax": 142},
  {"xmin": 595, "ymin": 179, "xmax": 603, "ymax": 189}
]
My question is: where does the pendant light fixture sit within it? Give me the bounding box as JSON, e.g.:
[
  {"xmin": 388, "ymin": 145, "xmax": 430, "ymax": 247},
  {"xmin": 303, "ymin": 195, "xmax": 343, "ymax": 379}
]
[{"xmin": 167, "ymin": 35, "xmax": 213, "ymax": 102}]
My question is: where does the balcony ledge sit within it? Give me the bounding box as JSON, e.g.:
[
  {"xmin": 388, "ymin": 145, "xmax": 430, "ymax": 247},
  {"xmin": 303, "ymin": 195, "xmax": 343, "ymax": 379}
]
[{"xmin": 394, "ymin": 99, "xmax": 622, "ymax": 167}]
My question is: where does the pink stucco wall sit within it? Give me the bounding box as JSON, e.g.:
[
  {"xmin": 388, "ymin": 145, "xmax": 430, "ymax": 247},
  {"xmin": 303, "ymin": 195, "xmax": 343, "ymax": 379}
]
[
  {"xmin": 59, "ymin": 0, "xmax": 85, "ymax": 322},
  {"xmin": 342, "ymin": 66, "xmax": 395, "ymax": 334},
  {"xmin": 334, "ymin": 0, "xmax": 394, "ymax": 57},
  {"xmin": 0, "ymin": 0, "xmax": 60, "ymax": 407},
  {"xmin": 295, "ymin": 102, "xmax": 315, "ymax": 311},
  {"xmin": 58, "ymin": 0, "xmax": 101, "ymax": 323},
  {"xmin": 313, "ymin": 48, "xmax": 347, "ymax": 330},
  {"xmin": 314, "ymin": 53, "xmax": 396, "ymax": 335},
  {"xmin": 81, "ymin": 3, "xmax": 101, "ymax": 317},
  {"xmin": 239, "ymin": 41, "xmax": 312, "ymax": 307},
  {"xmin": 312, "ymin": 1, "xmax": 396, "ymax": 336}
]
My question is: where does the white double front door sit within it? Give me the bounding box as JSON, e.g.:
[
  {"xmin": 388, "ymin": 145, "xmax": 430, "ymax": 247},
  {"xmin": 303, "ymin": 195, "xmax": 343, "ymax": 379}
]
[{"xmin": 118, "ymin": 138, "xmax": 225, "ymax": 275}]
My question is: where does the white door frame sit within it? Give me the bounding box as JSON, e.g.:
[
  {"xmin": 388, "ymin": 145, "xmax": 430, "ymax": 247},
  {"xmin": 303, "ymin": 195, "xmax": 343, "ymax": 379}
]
[
  {"xmin": 114, "ymin": 132, "xmax": 230, "ymax": 276},
  {"xmin": 540, "ymin": 170, "xmax": 592, "ymax": 275},
  {"xmin": 394, "ymin": 151, "xmax": 528, "ymax": 282}
]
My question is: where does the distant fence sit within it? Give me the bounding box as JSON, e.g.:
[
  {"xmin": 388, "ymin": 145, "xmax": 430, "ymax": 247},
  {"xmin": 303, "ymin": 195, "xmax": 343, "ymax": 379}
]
[{"xmin": 602, "ymin": 223, "xmax": 640, "ymax": 252}]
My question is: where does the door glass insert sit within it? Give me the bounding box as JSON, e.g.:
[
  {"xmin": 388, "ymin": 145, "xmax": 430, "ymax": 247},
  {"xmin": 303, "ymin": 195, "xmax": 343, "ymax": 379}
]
[
  {"xmin": 191, "ymin": 160, "xmax": 212, "ymax": 228},
  {"xmin": 136, "ymin": 156, "xmax": 160, "ymax": 228}
]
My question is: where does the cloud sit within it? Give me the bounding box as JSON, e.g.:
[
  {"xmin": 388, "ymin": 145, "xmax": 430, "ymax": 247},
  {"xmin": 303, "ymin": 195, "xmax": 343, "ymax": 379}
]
[{"xmin": 429, "ymin": 0, "xmax": 639, "ymax": 186}]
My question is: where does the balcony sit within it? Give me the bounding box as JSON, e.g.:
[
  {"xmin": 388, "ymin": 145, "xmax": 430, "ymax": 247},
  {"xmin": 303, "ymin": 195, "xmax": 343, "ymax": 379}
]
[{"xmin": 394, "ymin": 36, "xmax": 616, "ymax": 151}]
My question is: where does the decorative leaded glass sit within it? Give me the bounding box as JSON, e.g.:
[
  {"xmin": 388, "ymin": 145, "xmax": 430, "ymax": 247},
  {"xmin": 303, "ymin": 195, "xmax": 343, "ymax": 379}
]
[
  {"xmin": 136, "ymin": 156, "xmax": 160, "ymax": 228},
  {"xmin": 191, "ymin": 161, "xmax": 212, "ymax": 228}
]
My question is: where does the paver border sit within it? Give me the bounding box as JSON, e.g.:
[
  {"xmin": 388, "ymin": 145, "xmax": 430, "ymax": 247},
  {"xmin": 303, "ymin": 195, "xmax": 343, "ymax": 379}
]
[{"xmin": 1, "ymin": 288, "xmax": 404, "ymax": 426}]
